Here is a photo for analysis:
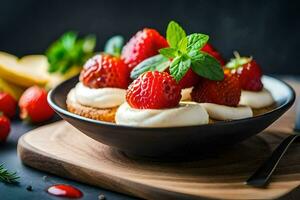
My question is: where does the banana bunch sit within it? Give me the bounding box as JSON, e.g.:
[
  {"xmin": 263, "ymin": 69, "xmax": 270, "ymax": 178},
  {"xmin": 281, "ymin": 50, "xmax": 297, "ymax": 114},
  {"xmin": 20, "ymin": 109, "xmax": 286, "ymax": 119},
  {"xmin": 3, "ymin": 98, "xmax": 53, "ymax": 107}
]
[{"xmin": 0, "ymin": 51, "xmax": 81, "ymax": 99}]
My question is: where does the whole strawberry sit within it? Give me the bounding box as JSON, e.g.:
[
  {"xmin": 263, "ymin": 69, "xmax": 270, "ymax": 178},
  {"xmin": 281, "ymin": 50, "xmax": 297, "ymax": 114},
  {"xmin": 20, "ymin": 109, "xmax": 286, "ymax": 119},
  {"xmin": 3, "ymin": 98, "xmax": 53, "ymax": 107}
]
[
  {"xmin": 126, "ymin": 71, "xmax": 181, "ymax": 109},
  {"xmin": 0, "ymin": 92, "xmax": 17, "ymax": 118},
  {"xmin": 191, "ymin": 73, "xmax": 241, "ymax": 106},
  {"xmin": 201, "ymin": 43, "xmax": 226, "ymax": 66},
  {"xmin": 80, "ymin": 54, "xmax": 129, "ymax": 89},
  {"xmin": 19, "ymin": 86, "xmax": 54, "ymax": 123},
  {"xmin": 165, "ymin": 68, "xmax": 200, "ymax": 89},
  {"xmin": 121, "ymin": 28, "xmax": 168, "ymax": 71},
  {"xmin": 226, "ymin": 52, "xmax": 263, "ymax": 91},
  {"xmin": 177, "ymin": 69, "xmax": 201, "ymax": 89},
  {"xmin": 0, "ymin": 114, "xmax": 10, "ymax": 142}
]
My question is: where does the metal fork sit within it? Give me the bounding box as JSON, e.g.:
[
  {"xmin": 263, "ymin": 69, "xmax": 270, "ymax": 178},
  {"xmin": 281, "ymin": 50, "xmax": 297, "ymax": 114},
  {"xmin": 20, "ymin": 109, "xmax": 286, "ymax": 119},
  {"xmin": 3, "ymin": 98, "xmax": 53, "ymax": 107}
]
[{"xmin": 246, "ymin": 103, "xmax": 300, "ymax": 187}]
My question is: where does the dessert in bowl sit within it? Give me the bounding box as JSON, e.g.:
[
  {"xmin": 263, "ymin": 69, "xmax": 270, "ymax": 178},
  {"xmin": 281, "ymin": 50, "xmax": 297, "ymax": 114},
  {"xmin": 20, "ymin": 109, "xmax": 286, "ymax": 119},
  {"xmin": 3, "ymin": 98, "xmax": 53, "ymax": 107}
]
[
  {"xmin": 66, "ymin": 54, "xmax": 129, "ymax": 122},
  {"xmin": 48, "ymin": 21, "xmax": 295, "ymax": 157}
]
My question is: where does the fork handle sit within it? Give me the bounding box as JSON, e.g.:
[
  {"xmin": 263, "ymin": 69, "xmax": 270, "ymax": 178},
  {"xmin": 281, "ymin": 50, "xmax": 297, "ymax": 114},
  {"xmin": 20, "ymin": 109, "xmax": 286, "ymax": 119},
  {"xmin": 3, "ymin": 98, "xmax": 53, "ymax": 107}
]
[{"xmin": 246, "ymin": 134, "xmax": 299, "ymax": 187}]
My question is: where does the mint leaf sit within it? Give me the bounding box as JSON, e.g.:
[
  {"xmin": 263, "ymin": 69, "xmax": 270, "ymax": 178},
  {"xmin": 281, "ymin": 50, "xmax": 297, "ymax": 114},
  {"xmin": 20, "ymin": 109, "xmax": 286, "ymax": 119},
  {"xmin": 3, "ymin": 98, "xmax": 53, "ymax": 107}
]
[
  {"xmin": 83, "ymin": 35, "xmax": 96, "ymax": 53},
  {"xmin": 156, "ymin": 61, "xmax": 170, "ymax": 72},
  {"xmin": 159, "ymin": 47, "xmax": 177, "ymax": 58},
  {"xmin": 130, "ymin": 55, "xmax": 170, "ymax": 79},
  {"xmin": 177, "ymin": 37, "xmax": 188, "ymax": 53},
  {"xmin": 190, "ymin": 51, "xmax": 224, "ymax": 81},
  {"xmin": 61, "ymin": 32, "xmax": 77, "ymax": 50},
  {"xmin": 170, "ymin": 55, "xmax": 191, "ymax": 82},
  {"xmin": 46, "ymin": 31, "xmax": 96, "ymax": 74},
  {"xmin": 104, "ymin": 35, "xmax": 124, "ymax": 57},
  {"xmin": 166, "ymin": 21, "xmax": 186, "ymax": 48},
  {"xmin": 187, "ymin": 33, "xmax": 209, "ymax": 51}
]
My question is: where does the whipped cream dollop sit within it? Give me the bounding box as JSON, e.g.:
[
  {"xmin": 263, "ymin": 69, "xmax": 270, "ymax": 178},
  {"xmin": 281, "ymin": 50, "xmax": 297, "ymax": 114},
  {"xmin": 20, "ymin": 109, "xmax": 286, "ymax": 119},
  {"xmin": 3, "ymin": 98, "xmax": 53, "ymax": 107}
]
[
  {"xmin": 239, "ymin": 88, "xmax": 274, "ymax": 109},
  {"xmin": 181, "ymin": 87, "xmax": 193, "ymax": 101},
  {"xmin": 74, "ymin": 82, "xmax": 126, "ymax": 108},
  {"xmin": 116, "ymin": 102, "xmax": 209, "ymax": 127},
  {"xmin": 200, "ymin": 103, "xmax": 253, "ymax": 120}
]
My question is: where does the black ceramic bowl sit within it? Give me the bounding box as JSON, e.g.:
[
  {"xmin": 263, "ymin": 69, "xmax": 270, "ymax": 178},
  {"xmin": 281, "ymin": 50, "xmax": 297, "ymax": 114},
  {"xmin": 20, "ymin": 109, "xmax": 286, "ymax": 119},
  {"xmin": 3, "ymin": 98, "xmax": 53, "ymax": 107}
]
[{"xmin": 48, "ymin": 75, "xmax": 295, "ymax": 157}]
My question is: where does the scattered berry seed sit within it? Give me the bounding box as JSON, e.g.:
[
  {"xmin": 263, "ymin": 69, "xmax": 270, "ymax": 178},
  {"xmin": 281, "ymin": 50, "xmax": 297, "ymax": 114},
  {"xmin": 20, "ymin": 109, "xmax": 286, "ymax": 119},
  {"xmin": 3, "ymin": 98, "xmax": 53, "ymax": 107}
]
[
  {"xmin": 98, "ymin": 194, "xmax": 106, "ymax": 200},
  {"xmin": 26, "ymin": 185, "xmax": 33, "ymax": 191}
]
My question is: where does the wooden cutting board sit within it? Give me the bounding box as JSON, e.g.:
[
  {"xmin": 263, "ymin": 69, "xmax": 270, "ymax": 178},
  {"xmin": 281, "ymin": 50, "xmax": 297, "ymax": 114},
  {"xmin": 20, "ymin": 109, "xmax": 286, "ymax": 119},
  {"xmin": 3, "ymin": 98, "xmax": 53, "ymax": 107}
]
[{"xmin": 18, "ymin": 81, "xmax": 300, "ymax": 200}]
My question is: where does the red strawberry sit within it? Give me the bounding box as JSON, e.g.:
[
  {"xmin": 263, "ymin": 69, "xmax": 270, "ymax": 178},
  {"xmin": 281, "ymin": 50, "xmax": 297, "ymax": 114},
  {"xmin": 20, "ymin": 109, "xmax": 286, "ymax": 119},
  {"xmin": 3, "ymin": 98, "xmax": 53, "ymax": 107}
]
[
  {"xmin": 19, "ymin": 86, "xmax": 54, "ymax": 123},
  {"xmin": 0, "ymin": 92, "xmax": 17, "ymax": 118},
  {"xmin": 0, "ymin": 114, "xmax": 10, "ymax": 142},
  {"xmin": 121, "ymin": 28, "xmax": 168, "ymax": 71},
  {"xmin": 80, "ymin": 54, "xmax": 129, "ymax": 89},
  {"xmin": 226, "ymin": 53, "xmax": 263, "ymax": 91},
  {"xmin": 126, "ymin": 71, "xmax": 181, "ymax": 109},
  {"xmin": 191, "ymin": 74, "xmax": 241, "ymax": 106},
  {"xmin": 201, "ymin": 43, "xmax": 226, "ymax": 66},
  {"xmin": 177, "ymin": 69, "xmax": 201, "ymax": 89},
  {"xmin": 165, "ymin": 68, "xmax": 200, "ymax": 89}
]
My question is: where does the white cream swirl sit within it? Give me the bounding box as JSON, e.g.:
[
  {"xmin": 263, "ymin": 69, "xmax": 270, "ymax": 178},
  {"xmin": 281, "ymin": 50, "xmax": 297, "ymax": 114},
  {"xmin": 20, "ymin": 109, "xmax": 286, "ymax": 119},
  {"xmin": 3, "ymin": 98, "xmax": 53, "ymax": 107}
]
[
  {"xmin": 200, "ymin": 103, "xmax": 253, "ymax": 120},
  {"xmin": 239, "ymin": 88, "xmax": 274, "ymax": 109},
  {"xmin": 115, "ymin": 102, "xmax": 209, "ymax": 127},
  {"xmin": 74, "ymin": 82, "xmax": 126, "ymax": 108}
]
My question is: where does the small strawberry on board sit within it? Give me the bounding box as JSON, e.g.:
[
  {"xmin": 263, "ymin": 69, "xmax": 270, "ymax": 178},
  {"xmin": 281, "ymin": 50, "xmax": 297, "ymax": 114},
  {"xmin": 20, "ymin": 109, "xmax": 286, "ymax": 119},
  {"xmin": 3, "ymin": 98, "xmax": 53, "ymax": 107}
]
[
  {"xmin": 19, "ymin": 86, "xmax": 54, "ymax": 123},
  {"xmin": 0, "ymin": 92, "xmax": 17, "ymax": 119}
]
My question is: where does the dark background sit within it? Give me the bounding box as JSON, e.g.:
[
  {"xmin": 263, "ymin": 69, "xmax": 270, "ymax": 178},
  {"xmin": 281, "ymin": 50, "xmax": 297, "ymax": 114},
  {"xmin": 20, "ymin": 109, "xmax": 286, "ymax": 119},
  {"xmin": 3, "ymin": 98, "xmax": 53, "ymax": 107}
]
[{"xmin": 0, "ymin": 0, "xmax": 299, "ymax": 74}]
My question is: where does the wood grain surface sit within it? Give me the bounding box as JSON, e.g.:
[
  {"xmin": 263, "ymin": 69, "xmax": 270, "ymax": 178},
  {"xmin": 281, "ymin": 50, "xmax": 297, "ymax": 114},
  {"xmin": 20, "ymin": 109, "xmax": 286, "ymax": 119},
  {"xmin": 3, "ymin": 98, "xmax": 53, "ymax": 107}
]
[{"xmin": 17, "ymin": 80, "xmax": 300, "ymax": 200}]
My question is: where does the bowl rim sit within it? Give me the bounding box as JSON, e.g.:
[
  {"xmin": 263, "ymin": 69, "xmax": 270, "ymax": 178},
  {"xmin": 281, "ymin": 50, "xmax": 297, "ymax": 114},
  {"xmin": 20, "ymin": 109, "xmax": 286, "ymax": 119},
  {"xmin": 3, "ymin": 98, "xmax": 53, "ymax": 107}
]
[{"xmin": 48, "ymin": 75, "xmax": 296, "ymax": 130}]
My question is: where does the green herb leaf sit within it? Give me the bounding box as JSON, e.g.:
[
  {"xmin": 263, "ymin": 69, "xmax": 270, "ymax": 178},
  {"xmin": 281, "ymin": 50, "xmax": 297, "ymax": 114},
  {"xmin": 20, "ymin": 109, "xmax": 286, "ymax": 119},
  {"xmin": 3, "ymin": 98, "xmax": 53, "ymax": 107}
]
[
  {"xmin": 177, "ymin": 37, "xmax": 188, "ymax": 53},
  {"xmin": 166, "ymin": 21, "xmax": 186, "ymax": 48},
  {"xmin": 169, "ymin": 55, "xmax": 191, "ymax": 82},
  {"xmin": 226, "ymin": 51, "xmax": 252, "ymax": 69},
  {"xmin": 61, "ymin": 32, "xmax": 77, "ymax": 50},
  {"xmin": 46, "ymin": 31, "xmax": 96, "ymax": 74},
  {"xmin": 159, "ymin": 47, "xmax": 178, "ymax": 58},
  {"xmin": 0, "ymin": 163, "xmax": 19, "ymax": 184},
  {"xmin": 187, "ymin": 33, "xmax": 209, "ymax": 51},
  {"xmin": 130, "ymin": 55, "xmax": 170, "ymax": 79},
  {"xmin": 190, "ymin": 51, "xmax": 224, "ymax": 81},
  {"xmin": 83, "ymin": 35, "xmax": 97, "ymax": 53},
  {"xmin": 104, "ymin": 35, "xmax": 124, "ymax": 57}
]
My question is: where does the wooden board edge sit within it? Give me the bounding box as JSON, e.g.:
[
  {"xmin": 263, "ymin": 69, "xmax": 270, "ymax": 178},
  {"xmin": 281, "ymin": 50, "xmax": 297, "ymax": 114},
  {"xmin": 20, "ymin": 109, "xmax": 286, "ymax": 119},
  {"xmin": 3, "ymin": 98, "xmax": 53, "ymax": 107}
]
[{"xmin": 17, "ymin": 132, "xmax": 212, "ymax": 200}]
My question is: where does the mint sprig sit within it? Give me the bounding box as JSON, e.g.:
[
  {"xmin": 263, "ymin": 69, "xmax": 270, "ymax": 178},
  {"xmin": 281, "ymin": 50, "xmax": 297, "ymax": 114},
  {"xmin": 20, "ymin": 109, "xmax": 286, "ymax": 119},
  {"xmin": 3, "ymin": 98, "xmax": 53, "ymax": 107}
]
[
  {"xmin": 166, "ymin": 21, "xmax": 186, "ymax": 48},
  {"xmin": 170, "ymin": 55, "xmax": 191, "ymax": 81},
  {"xmin": 190, "ymin": 51, "xmax": 224, "ymax": 80},
  {"xmin": 130, "ymin": 21, "xmax": 224, "ymax": 81},
  {"xmin": 187, "ymin": 33, "xmax": 209, "ymax": 51},
  {"xmin": 160, "ymin": 21, "xmax": 224, "ymax": 82}
]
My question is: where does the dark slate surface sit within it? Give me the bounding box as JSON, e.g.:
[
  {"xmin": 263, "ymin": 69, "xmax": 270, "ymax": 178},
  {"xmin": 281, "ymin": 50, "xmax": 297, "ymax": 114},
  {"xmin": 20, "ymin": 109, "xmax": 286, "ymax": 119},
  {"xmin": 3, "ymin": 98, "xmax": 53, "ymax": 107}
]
[
  {"xmin": 0, "ymin": 76, "xmax": 299, "ymax": 200},
  {"xmin": 0, "ymin": 116, "xmax": 137, "ymax": 200}
]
